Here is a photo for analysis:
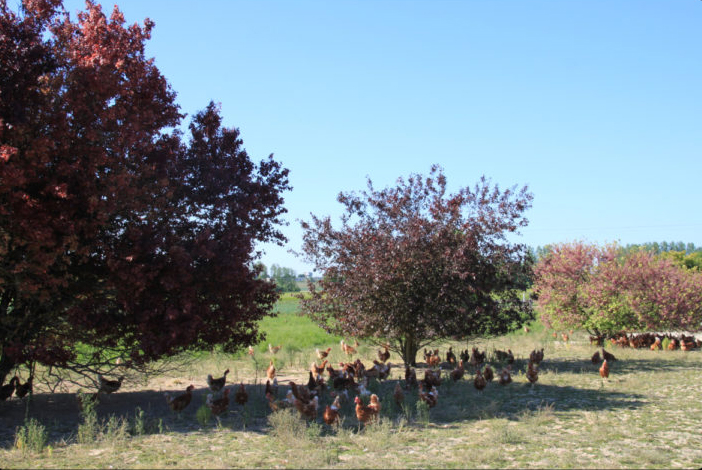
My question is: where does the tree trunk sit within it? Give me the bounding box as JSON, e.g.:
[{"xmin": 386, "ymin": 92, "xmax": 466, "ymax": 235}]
[
  {"xmin": 0, "ymin": 352, "xmax": 15, "ymax": 387},
  {"xmin": 401, "ymin": 333, "xmax": 419, "ymax": 367}
]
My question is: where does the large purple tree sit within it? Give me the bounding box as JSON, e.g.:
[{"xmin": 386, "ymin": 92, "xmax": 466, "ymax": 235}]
[
  {"xmin": 299, "ymin": 166, "xmax": 534, "ymax": 366},
  {"xmin": 0, "ymin": 0, "xmax": 290, "ymax": 386}
]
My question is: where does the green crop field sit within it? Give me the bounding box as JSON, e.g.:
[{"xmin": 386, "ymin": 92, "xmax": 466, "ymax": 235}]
[{"xmin": 1, "ymin": 296, "xmax": 701, "ymax": 469}]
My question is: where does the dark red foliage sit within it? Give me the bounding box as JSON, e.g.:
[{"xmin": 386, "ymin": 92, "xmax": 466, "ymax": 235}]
[
  {"xmin": 0, "ymin": 0, "xmax": 290, "ymax": 384},
  {"xmin": 299, "ymin": 166, "xmax": 533, "ymax": 366}
]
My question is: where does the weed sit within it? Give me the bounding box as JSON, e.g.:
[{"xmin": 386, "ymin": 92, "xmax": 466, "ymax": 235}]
[
  {"xmin": 14, "ymin": 418, "xmax": 48, "ymax": 454},
  {"xmin": 415, "ymin": 400, "xmax": 430, "ymax": 425},
  {"xmin": 196, "ymin": 404, "xmax": 212, "ymax": 426}
]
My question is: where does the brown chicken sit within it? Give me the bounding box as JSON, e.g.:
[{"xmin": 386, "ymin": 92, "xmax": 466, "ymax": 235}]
[
  {"xmin": 498, "ymin": 367, "xmax": 512, "ymax": 385},
  {"xmin": 269, "ymin": 343, "xmax": 282, "ymax": 354},
  {"xmin": 650, "ymin": 337, "xmax": 661, "ymax": 351},
  {"xmin": 206, "ymin": 388, "xmax": 230, "ymax": 416},
  {"xmin": 526, "ymin": 361, "xmax": 539, "ymax": 384},
  {"xmin": 355, "ymin": 394, "xmax": 380, "ymax": 424},
  {"xmin": 311, "ymin": 360, "xmax": 328, "ymax": 376},
  {"xmin": 340, "ymin": 339, "xmax": 357, "ymax": 356},
  {"xmin": 483, "ymin": 364, "xmax": 494, "ymax": 382},
  {"xmin": 591, "ymin": 351, "xmax": 601, "ymax": 364},
  {"xmin": 98, "ymin": 375, "xmax": 124, "ymax": 394},
  {"xmin": 667, "ymin": 338, "xmax": 678, "ymax": 351},
  {"xmin": 165, "ymin": 384, "xmax": 195, "ymax": 412},
  {"xmin": 599, "ymin": 359, "xmax": 609, "ymax": 379},
  {"xmin": 450, "ymin": 360, "xmax": 465, "ymax": 382},
  {"xmin": 267, "ymin": 360, "xmax": 276, "ymax": 380},
  {"xmin": 393, "ymin": 382, "xmax": 405, "ymax": 407},
  {"xmin": 295, "ymin": 395, "xmax": 319, "ymax": 420},
  {"xmin": 423, "ymin": 369, "xmax": 442, "ymax": 388},
  {"xmin": 267, "ymin": 390, "xmax": 294, "ymax": 412},
  {"xmin": 681, "ymin": 339, "xmax": 695, "ymax": 352},
  {"xmin": 562, "ymin": 333, "xmax": 570, "ymax": 342},
  {"xmin": 323, "ymin": 396, "xmax": 342, "ymax": 425},
  {"xmin": 316, "ymin": 347, "xmax": 332, "ymax": 360},
  {"xmin": 207, "ymin": 369, "xmax": 229, "ymax": 392},
  {"xmin": 234, "ymin": 382, "xmax": 248, "ymax": 406},
  {"xmin": 418, "ymin": 383, "xmax": 439, "ymax": 408},
  {"xmin": 474, "ymin": 368, "xmax": 487, "ymax": 391},
  {"xmin": 248, "ymin": 345, "xmax": 255, "ymax": 356},
  {"xmin": 601, "ymin": 348, "xmax": 617, "ymax": 361},
  {"xmin": 445, "ymin": 346, "xmax": 457, "ymax": 364},
  {"xmin": 374, "ymin": 346, "xmax": 388, "ymax": 363}
]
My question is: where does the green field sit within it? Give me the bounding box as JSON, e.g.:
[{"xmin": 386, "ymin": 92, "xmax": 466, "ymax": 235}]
[{"xmin": 1, "ymin": 296, "xmax": 701, "ymax": 469}]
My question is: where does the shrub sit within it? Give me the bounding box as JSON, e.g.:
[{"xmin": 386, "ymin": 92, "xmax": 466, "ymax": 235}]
[{"xmin": 15, "ymin": 418, "xmax": 48, "ymax": 454}]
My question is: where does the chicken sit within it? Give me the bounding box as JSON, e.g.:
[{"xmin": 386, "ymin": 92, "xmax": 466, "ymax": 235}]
[
  {"xmin": 405, "ymin": 366, "xmax": 418, "ymax": 389},
  {"xmin": 378, "ymin": 346, "xmax": 390, "ymax": 363},
  {"xmin": 483, "ymin": 364, "xmax": 494, "ymax": 382},
  {"xmin": 526, "ymin": 361, "xmax": 539, "ymax": 384},
  {"xmin": 590, "ymin": 351, "xmax": 601, "ymax": 364},
  {"xmin": 459, "ymin": 349, "xmax": 470, "ymax": 364},
  {"xmin": 498, "ymin": 366, "xmax": 512, "ymax": 385},
  {"xmin": 368, "ymin": 360, "xmax": 391, "ymax": 381},
  {"xmin": 529, "ymin": 348, "xmax": 544, "ymax": 365},
  {"xmin": 311, "ymin": 360, "xmax": 328, "ymax": 376},
  {"xmin": 524, "ymin": 325, "xmax": 530, "ymax": 333},
  {"xmin": 290, "ymin": 381, "xmax": 312, "ymax": 403},
  {"xmin": 207, "ymin": 368, "xmax": 229, "ymax": 392},
  {"xmin": 601, "ymin": 348, "xmax": 617, "ymax": 361},
  {"xmin": 445, "ymin": 346, "xmax": 457, "ymax": 364},
  {"xmin": 494, "ymin": 349, "xmax": 514, "ymax": 364},
  {"xmin": 295, "ymin": 395, "xmax": 319, "ymax": 420},
  {"xmin": 423, "ymin": 368, "xmax": 442, "ymax": 388},
  {"xmin": 267, "ymin": 390, "xmax": 294, "ymax": 412},
  {"xmin": 206, "ymin": 388, "xmax": 230, "ymax": 416},
  {"xmin": 473, "ymin": 368, "xmax": 487, "ymax": 391},
  {"xmin": 667, "ymin": 338, "xmax": 678, "ymax": 351},
  {"xmin": 316, "ymin": 347, "xmax": 332, "ymax": 360},
  {"xmin": 98, "ymin": 375, "xmax": 124, "ymax": 394},
  {"xmin": 264, "ymin": 378, "xmax": 278, "ymax": 397},
  {"xmin": 234, "ymin": 382, "xmax": 248, "ymax": 406},
  {"xmin": 267, "ymin": 360, "xmax": 276, "ymax": 380},
  {"xmin": 340, "ymin": 339, "xmax": 357, "ymax": 356},
  {"xmin": 449, "ymin": 360, "xmax": 465, "ymax": 382},
  {"xmin": 562, "ymin": 333, "xmax": 570, "ymax": 342},
  {"xmin": 0, "ymin": 376, "xmax": 18, "ymax": 401},
  {"xmin": 599, "ymin": 359, "xmax": 609, "ymax": 379},
  {"xmin": 165, "ymin": 384, "xmax": 194, "ymax": 412},
  {"xmin": 323, "ymin": 396, "xmax": 342, "ymax": 425},
  {"xmin": 681, "ymin": 338, "xmax": 695, "ymax": 352},
  {"xmin": 470, "ymin": 347, "xmax": 485, "ymax": 367},
  {"xmin": 355, "ymin": 394, "xmax": 380, "ymax": 424},
  {"xmin": 650, "ymin": 337, "xmax": 661, "ymax": 351},
  {"xmin": 269, "ymin": 343, "xmax": 282, "ymax": 354},
  {"xmin": 427, "ymin": 353, "xmax": 441, "ymax": 368},
  {"xmin": 552, "ymin": 331, "xmax": 558, "ymax": 338},
  {"xmin": 15, "ymin": 376, "xmax": 32, "ymax": 399},
  {"xmin": 418, "ymin": 383, "xmax": 439, "ymax": 408},
  {"xmin": 248, "ymin": 345, "xmax": 255, "ymax": 356},
  {"xmin": 393, "ymin": 382, "xmax": 405, "ymax": 407},
  {"xmin": 368, "ymin": 393, "xmax": 381, "ymax": 414}
]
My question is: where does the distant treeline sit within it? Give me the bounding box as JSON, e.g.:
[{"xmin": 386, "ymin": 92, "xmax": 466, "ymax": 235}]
[{"xmin": 532, "ymin": 241, "xmax": 702, "ymax": 260}]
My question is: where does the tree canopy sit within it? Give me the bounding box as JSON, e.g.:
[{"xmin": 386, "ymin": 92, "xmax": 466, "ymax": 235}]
[
  {"xmin": 0, "ymin": 0, "xmax": 290, "ymax": 386},
  {"xmin": 533, "ymin": 241, "xmax": 702, "ymax": 336},
  {"xmin": 299, "ymin": 166, "xmax": 534, "ymax": 365}
]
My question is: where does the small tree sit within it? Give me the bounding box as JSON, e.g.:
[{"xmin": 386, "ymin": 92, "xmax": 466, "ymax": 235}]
[{"xmin": 299, "ymin": 166, "xmax": 534, "ymax": 366}]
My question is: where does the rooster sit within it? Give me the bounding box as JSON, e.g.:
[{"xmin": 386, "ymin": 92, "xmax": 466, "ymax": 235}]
[
  {"xmin": 393, "ymin": 382, "xmax": 405, "ymax": 407},
  {"xmin": 316, "ymin": 347, "xmax": 332, "ymax": 360},
  {"xmin": 355, "ymin": 394, "xmax": 380, "ymax": 424},
  {"xmin": 378, "ymin": 346, "xmax": 390, "ymax": 363},
  {"xmin": 1, "ymin": 376, "xmax": 18, "ymax": 401},
  {"xmin": 418, "ymin": 383, "xmax": 438, "ymax": 408},
  {"xmin": 165, "ymin": 384, "xmax": 194, "ymax": 413},
  {"xmin": 234, "ymin": 382, "xmax": 248, "ymax": 406},
  {"xmin": 449, "ymin": 360, "xmax": 465, "ymax": 382},
  {"xmin": 498, "ymin": 366, "xmax": 512, "ymax": 385},
  {"xmin": 269, "ymin": 343, "xmax": 282, "ymax": 355},
  {"xmin": 267, "ymin": 360, "xmax": 276, "ymax": 380},
  {"xmin": 591, "ymin": 351, "xmax": 601, "ymax": 364},
  {"xmin": 15, "ymin": 376, "xmax": 32, "ymax": 399},
  {"xmin": 98, "ymin": 375, "xmax": 124, "ymax": 395},
  {"xmin": 599, "ymin": 359, "xmax": 609, "ymax": 379},
  {"xmin": 207, "ymin": 369, "xmax": 229, "ymax": 392},
  {"xmin": 323, "ymin": 396, "xmax": 342, "ymax": 425},
  {"xmin": 206, "ymin": 388, "xmax": 230, "ymax": 416}
]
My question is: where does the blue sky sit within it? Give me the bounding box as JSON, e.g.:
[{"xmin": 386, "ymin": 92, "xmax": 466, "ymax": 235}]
[{"xmin": 63, "ymin": 0, "xmax": 702, "ymax": 274}]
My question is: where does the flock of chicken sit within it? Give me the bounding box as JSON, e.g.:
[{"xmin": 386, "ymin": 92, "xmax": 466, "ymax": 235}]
[{"xmin": 0, "ymin": 375, "xmax": 32, "ymax": 402}]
